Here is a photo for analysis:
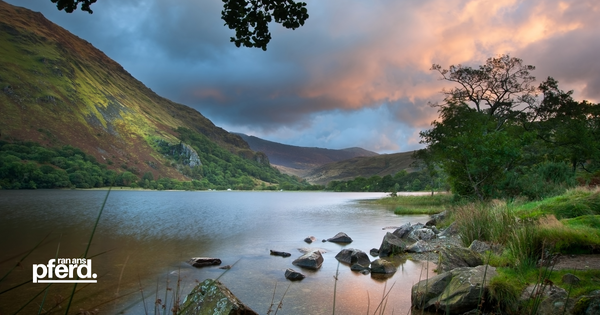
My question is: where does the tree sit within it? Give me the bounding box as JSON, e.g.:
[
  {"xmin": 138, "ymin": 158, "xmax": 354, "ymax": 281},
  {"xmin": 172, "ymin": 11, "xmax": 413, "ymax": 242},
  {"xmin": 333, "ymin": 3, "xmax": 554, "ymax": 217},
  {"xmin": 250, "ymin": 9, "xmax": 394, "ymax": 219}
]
[
  {"xmin": 431, "ymin": 55, "xmax": 537, "ymax": 128},
  {"xmin": 422, "ymin": 55, "xmax": 538, "ymax": 200},
  {"xmin": 50, "ymin": 0, "xmax": 309, "ymax": 51}
]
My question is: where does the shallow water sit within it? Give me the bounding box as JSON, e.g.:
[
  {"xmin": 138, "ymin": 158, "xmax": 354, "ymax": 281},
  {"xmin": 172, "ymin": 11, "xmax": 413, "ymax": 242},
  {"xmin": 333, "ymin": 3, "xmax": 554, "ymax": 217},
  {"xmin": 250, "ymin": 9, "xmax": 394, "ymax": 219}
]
[{"xmin": 0, "ymin": 190, "xmax": 436, "ymax": 314}]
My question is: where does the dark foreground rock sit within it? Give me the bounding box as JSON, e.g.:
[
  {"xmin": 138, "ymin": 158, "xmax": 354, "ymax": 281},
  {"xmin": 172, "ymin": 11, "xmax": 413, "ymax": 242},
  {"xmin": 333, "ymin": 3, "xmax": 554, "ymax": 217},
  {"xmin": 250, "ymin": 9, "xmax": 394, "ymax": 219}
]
[
  {"xmin": 412, "ymin": 265, "xmax": 497, "ymax": 314},
  {"xmin": 284, "ymin": 268, "xmax": 306, "ymax": 281},
  {"xmin": 292, "ymin": 249, "xmax": 324, "ymax": 270},
  {"xmin": 335, "ymin": 248, "xmax": 370, "ymax": 267},
  {"xmin": 270, "ymin": 250, "xmax": 291, "ymax": 257},
  {"xmin": 327, "ymin": 232, "xmax": 353, "ymax": 243},
  {"xmin": 180, "ymin": 279, "xmax": 258, "ymax": 315},
  {"xmin": 188, "ymin": 257, "xmax": 222, "ymax": 268}
]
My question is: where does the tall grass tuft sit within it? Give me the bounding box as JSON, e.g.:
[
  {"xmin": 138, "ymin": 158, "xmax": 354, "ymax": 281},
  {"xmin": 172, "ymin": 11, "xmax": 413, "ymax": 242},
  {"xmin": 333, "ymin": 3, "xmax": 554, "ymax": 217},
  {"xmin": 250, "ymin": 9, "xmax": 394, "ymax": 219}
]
[{"xmin": 454, "ymin": 201, "xmax": 516, "ymax": 247}]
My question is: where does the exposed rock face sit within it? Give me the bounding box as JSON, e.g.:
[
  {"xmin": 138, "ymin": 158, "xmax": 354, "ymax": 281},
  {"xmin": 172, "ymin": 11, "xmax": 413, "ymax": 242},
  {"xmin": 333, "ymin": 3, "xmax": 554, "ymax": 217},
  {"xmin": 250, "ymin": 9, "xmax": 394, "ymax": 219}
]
[
  {"xmin": 284, "ymin": 268, "xmax": 305, "ymax": 281},
  {"xmin": 173, "ymin": 142, "xmax": 202, "ymax": 167},
  {"xmin": 334, "ymin": 248, "xmax": 370, "ymax": 267},
  {"xmin": 188, "ymin": 257, "xmax": 222, "ymax": 268},
  {"xmin": 412, "ymin": 265, "xmax": 497, "ymax": 314},
  {"xmin": 179, "ymin": 279, "xmax": 258, "ymax": 315},
  {"xmin": 292, "ymin": 250, "xmax": 324, "ymax": 270},
  {"xmin": 437, "ymin": 246, "xmax": 483, "ymax": 273},
  {"xmin": 370, "ymin": 258, "xmax": 397, "ymax": 274},
  {"xmin": 327, "ymin": 232, "xmax": 353, "ymax": 243},
  {"xmin": 378, "ymin": 232, "xmax": 409, "ymax": 257}
]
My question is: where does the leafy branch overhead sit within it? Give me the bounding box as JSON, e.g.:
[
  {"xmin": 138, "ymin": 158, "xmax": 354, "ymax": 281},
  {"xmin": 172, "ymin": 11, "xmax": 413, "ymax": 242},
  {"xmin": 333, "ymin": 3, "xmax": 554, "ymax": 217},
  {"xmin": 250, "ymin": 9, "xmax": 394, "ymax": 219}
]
[{"xmin": 49, "ymin": 0, "xmax": 309, "ymax": 51}]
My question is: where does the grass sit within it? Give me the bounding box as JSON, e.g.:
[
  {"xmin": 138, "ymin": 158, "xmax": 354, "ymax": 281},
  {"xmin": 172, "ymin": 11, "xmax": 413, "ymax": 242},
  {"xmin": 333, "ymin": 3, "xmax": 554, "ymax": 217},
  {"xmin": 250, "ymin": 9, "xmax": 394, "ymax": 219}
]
[
  {"xmin": 375, "ymin": 193, "xmax": 453, "ymax": 215},
  {"xmin": 447, "ymin": 187, "xmax": 600, "ymax": 314}
]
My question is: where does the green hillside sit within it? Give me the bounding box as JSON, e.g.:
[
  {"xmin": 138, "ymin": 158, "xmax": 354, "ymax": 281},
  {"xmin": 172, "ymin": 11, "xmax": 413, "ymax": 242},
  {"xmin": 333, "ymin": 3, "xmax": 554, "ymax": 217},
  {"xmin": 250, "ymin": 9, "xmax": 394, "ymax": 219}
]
[{"xmin": 0, "ymin": 1, "xmax": 307, "ymax": 190}]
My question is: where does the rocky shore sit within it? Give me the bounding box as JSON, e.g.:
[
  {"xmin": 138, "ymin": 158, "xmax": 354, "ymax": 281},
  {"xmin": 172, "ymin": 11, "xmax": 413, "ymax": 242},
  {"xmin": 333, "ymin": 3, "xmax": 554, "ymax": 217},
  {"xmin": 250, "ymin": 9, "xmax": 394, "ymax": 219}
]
[{"xmin": 179, "ymin": 211, "xmax": 600, "ymax": 315}]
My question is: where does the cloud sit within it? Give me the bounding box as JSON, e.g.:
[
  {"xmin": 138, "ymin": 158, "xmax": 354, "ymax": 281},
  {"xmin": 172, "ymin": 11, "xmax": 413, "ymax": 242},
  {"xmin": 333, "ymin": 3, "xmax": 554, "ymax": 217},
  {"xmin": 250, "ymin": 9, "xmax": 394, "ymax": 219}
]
[{"xmin": 6, "ymin": 0, "xmax": 600, "ymax": 153}]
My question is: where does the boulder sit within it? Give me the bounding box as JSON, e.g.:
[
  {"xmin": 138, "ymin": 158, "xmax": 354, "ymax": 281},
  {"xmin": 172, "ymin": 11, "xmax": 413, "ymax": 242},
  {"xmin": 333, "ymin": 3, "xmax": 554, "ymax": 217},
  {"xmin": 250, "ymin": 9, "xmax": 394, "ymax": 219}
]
[
  {"xmin": 292, "ymin": 250, "xmax": 324, "ymax": 270},
  {"xmin": 179, "ymin": 279, "xmax": 258, "ymax": 315},
  {"xmin": 427, "ymin": 210, "xmax": 447, "ymax": 226},
  {"xmin": 378, "ymin": 232, "xmax": 409, "ymax": 257},
  {"xmin": 370, "ymin": 258, "xmax": 397, "ymax": 274},
  {"xmin": 335, "ymin": 248, "xmax": 370, "ymax": 267},
  {"xmin": 520, "ymin": 284, "xmax": 570, "ymax": 315},
  {"xmin": 437, "ymin": 246, "xmax": 483, "ymax": 273},
  {"xmin": 351, "ymin": 263, "xmax": 370, "ymax": 274},
  {"xmin": 439, "ymin": 222, "xmax": 459, "ymax": 237},
  {"xmin": 562, "ymin": 273, "xmax": 580, "ymax": 285},
  {"xmin": 410, "ymin": 228, "xmax": 436, "ymax": 241},
  {"xmin": 369, "ymin": 248, "xmax": 379, "ymax": 257},
  {"xmin": 188, "ymin": 257, "xmax": 222, "ymax": 268},
  {"xmin": 392, "ymin": 222, "xmax": 413, "ymax": 238},
  {"xmin": 406, "ymin": 240, "xmax": 431, "ymax": 253},
  {"xmin": 411, "ymin": 265, "xmax": 497, "ymax": 314},
  {"xmin": 304, "ymin": 236, "xmax": 316, "ymax": 243},
  {"xmin": 284, "ymin": 268, "xmax": 305, "ymax": 281},
  {"xmin": 468, "ymin": 240, "xmax": 491, "ymax": 253},
  {"xmin": 327, "ymin": 232, "xmax": 353, "ymax": 243},
  {"xmin": 572, "ymin": 290, "xmax": 600, "ymax": 315},
  {"xmin": 270, "ymin": 250, "xmax": 291, "ymax": 257}
]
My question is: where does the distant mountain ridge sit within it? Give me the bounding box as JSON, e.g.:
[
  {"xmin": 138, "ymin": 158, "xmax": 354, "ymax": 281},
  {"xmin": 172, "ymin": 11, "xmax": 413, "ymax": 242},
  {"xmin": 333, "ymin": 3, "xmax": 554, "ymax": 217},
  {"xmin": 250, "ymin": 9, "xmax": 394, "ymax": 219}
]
[
  {"xmin": 235, "ymin": 133, "xmax": 378, "ymax": 170},
  {"xmin": 303, "ymin": 151, "xmax": 416, "ymax": 185}
]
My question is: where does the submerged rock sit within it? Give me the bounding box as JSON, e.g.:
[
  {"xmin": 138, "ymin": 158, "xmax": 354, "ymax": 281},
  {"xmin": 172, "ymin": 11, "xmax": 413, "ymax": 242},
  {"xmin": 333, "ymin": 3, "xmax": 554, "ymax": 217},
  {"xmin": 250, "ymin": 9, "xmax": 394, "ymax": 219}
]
[
  {"xmin": 270, "ymin": 250, "xmax": 291, "ymax": 257},
  {"xmin": 304, "ymin": 236, "xmax": 317, "ymax": 243},
  {"xmin": 180, "ymin": 279, "xmax": 258, "ymax": 315},
  {"xmin": 188, "ymin": 257, "xmax": 222, "ymax": 268},
  {"xmin": 327, "ymin": 232, "xmax": 353, "ymax": 243}
]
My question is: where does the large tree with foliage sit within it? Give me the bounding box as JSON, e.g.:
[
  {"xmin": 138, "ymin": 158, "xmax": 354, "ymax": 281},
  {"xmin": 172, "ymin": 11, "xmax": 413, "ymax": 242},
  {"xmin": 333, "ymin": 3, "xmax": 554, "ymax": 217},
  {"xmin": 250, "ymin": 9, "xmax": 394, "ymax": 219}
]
[
  {"xmin": 50, "ymin": 0, "xmax": 309, "ymax": 51},
  {"xmin": 423, "ymin": 56, "xmax": 539, "ymax": 200}
]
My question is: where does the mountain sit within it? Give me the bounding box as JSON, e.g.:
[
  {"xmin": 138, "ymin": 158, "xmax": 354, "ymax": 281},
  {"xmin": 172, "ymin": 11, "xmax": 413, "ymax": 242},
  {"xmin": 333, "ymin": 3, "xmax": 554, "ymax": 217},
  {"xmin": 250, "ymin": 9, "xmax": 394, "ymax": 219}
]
[
  {"xmin": 303, "ymin": 151, "xmax": 416, "ymax": 185},
  {"xmin": 235, "ymin": 133, "xmax": 379, "ymax": 176},
  {"xmin": 0, "ymin": 1, "xmax": 304, "ymax": 189}
]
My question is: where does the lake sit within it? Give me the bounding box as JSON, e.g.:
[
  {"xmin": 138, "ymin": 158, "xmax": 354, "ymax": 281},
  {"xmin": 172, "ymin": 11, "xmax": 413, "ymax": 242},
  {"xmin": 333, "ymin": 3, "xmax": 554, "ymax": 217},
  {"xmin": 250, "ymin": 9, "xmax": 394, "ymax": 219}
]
[{"xmin": 0, "ymin": 190, "xmax": 436, "ymax": 314}]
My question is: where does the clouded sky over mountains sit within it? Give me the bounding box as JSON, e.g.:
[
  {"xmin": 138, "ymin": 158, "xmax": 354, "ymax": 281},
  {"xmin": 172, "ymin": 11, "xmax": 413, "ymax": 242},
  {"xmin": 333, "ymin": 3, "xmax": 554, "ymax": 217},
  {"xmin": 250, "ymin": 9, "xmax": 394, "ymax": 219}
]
[{"xmin": 7, "ymin": 0, "xmax": 600, "ymax": 153}]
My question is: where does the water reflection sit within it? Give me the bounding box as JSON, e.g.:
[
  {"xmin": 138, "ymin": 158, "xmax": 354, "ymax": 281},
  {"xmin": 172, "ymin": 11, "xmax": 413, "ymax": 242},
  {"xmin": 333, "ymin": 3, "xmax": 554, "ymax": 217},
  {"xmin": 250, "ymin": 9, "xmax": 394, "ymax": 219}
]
[{"xmin": 0, "ymin": 190, "xmax": 437, "ymax": 314}]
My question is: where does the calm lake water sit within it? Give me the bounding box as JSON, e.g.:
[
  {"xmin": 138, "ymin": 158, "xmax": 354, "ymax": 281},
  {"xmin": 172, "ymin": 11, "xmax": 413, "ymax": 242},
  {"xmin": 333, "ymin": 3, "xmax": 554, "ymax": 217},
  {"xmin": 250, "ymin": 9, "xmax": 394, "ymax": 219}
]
[{"xmin": 0, "ymin": 190, "xmax": 436, "ymax": 314}]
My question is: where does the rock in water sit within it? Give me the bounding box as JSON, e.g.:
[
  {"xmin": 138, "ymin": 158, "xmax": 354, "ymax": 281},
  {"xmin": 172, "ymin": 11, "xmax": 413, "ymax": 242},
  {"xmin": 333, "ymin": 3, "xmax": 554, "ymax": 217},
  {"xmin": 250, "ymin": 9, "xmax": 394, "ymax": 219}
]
[
  {"xmin": 269, "ymin": 250, "xmax": 291, "ymax": 257},
  {"xmin": 284, "ymin": 268, "xmax": 306, "ymax": 281},
  {"xmin": 188, "ymin": 257, "xmax": 222, "ymax": 268},
  {"xmin": 378, "ymin": 232, "xmax": 409, "ymax": 257},
  {"xmin": 179, "ymin": 279, "xmax": 258, "ymax": 315},
  {"xmin": 304, "ymin": 236, "xmax": 316, "ymax": 243},
  {"xmin": 292, "ymin": 250, "xmax": 324, "ymax": 270},
  {"xmin": 370, "ymin": 259, "xmax": 397, "ymax": 274},
  {"xmin": 335, "ymin": 248, "xmax": 370, "ymax": 267},
  {"xmin": 327, "ymin": 232, "xmax": 353, "ymax": 243}
]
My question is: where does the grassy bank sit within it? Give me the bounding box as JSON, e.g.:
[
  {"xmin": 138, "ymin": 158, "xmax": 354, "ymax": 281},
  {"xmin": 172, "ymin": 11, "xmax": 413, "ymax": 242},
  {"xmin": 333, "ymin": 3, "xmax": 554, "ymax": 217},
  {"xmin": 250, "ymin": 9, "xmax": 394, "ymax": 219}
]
[
  {"xmin": 446, "ymin": 187, "xmax": 600, "ymax": 313},
  {"xmin": 374, "ymin": 193, "xmax": 453, "ymax": 215}
]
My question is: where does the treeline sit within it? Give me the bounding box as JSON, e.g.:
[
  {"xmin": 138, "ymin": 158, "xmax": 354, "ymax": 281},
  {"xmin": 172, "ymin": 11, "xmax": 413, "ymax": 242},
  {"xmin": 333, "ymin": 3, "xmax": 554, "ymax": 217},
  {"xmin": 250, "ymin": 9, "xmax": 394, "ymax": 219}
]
[
  {"xmin": 326, "ymin": 169, "xmax": 447, "ymax": 193},
  {"xmin": 0, "ymin": 128, "xmax": 322, "ymax": 190},
  {"xmin": 418, "ymin": 55, "xmax": 600, "ymax": 201}
]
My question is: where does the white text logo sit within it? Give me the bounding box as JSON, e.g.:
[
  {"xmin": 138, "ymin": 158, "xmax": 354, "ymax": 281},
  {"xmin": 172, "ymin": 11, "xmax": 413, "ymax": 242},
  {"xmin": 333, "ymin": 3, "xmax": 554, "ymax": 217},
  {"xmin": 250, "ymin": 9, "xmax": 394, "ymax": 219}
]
[{"xmin": 33, "ymin": 258, "xmax": 97, "ymax": 283}]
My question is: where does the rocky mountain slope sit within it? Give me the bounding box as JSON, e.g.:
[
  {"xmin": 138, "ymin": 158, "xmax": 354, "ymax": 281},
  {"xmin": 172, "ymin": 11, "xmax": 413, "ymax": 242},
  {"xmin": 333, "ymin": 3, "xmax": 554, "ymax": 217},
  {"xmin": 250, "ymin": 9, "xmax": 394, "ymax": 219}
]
[{"xmin": 0, "ymin": 1, "xmax": 269, "ymax": 183}]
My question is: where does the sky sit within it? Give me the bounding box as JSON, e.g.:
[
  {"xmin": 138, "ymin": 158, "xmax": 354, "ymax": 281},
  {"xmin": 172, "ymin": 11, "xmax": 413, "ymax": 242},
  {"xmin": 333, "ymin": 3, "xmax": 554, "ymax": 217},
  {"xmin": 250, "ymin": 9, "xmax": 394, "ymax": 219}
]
[{"xmin": 6, "ymin": 0, "xmax": 600, "ymax": 153}]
